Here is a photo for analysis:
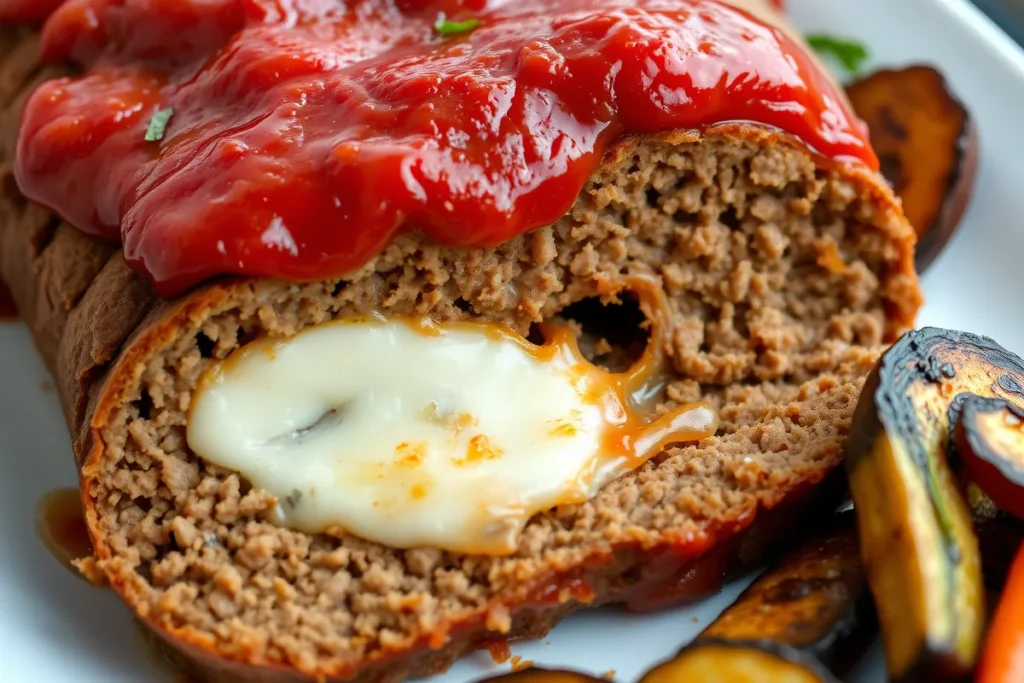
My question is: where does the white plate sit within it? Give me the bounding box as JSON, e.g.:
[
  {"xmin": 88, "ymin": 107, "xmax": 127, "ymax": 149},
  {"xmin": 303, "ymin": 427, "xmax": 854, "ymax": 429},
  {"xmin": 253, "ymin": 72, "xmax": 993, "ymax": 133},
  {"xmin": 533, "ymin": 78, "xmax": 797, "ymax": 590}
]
[{"xmin": 1, "ymin": 0, "xmax": 1022, "ymax": 680}]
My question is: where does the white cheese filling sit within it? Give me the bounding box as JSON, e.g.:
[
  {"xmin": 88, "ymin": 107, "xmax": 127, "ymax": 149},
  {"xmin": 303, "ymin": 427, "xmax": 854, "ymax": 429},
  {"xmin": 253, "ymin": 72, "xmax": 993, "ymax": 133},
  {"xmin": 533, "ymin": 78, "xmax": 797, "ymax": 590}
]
[
  {"xmin": 188, "ymin": 318, "xmax": 620, "ymax": 553},
  {"xmin": 187, "ymin": 316, "xmax": 717, "ymax": 554}
]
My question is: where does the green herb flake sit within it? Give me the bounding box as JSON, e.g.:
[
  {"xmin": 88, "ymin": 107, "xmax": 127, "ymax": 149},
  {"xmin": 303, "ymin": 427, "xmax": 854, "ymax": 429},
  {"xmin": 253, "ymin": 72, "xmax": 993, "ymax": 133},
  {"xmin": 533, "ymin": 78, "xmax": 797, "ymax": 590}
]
[
  {"xmin": 144, "ymin": 108, "xmax": 175, "ymax": 143},
  {"xmin": 806, "ymin": 34, "xmax": 869, "ymax": 76},
  {"xmin": 434, "ymin": 15, "xmax": 480, "ymax": 37}
]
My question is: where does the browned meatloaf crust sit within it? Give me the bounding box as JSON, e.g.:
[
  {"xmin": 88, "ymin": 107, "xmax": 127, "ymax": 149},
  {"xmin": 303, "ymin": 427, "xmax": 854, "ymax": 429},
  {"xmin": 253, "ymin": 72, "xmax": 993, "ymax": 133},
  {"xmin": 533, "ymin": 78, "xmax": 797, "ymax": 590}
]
[{"xmin": 0, "ymin": 23, "xmax": 920, "ymax": 683}]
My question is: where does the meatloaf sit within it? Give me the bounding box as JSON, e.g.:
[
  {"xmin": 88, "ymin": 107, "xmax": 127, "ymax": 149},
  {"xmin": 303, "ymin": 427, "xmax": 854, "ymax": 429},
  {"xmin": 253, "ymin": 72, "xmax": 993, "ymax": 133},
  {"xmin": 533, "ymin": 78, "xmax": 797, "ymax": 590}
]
[{"xmin": 0, "ymin": 2, "xmax": 920, "ymax": 682}]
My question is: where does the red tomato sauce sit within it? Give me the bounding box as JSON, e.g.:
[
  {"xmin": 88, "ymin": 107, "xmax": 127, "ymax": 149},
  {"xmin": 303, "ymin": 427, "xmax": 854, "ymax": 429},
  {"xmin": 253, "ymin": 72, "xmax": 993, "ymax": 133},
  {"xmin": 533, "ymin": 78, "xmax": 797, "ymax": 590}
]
[
  {"xmin": 0, "ymin": 0, "xmax": 64, "ymax": 22},
  {"xmin": 14, "ymin": 0, "xmax": 873, "ymax": 297}
]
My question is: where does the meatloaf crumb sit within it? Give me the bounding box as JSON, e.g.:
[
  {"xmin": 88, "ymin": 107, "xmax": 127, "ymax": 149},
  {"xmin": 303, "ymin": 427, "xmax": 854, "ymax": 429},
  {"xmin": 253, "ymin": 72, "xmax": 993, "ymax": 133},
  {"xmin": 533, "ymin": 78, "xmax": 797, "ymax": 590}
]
[{"xmin": 0, "ymin": 24, "xmax": 919, "ymax": 683}]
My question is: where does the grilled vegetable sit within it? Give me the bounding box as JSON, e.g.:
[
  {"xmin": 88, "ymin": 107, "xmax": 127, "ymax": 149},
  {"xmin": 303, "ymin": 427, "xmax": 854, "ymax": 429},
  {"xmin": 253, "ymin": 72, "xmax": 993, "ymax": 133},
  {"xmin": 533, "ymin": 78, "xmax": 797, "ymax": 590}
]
[
  {"xmin": 846, "ymin": 66, "xmax": 978, "ymax": 271},
  {"xmin": 953, "ymin": 395, "xmax": 1024, "ymax": 585},
  {"xmin": 699, "ymin": 513, "xmax": 873, "ymax": 673},
  {"xmin": 844, "ymin": 327, "xmax": 992, "ymax": 681},
  {"xmin": 481, "ymin": 670, "xmax": 605, "ymax": 683},
  {"xmin": 955, "ymin": 396, "xmax": 1024, "ymax": 521},
  {"xmin": 640, "ymin": 640, "xmax": 839, "ymax": 683},
  {"xmin": 976, "ymin": 542, "xmax": 1024, "ymax": 683}
]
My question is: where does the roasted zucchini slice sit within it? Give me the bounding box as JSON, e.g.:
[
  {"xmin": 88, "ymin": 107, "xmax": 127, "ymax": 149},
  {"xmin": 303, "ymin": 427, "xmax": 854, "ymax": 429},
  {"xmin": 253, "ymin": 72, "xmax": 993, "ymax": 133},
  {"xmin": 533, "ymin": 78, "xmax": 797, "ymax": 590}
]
[
  {"xmin": 640, "ymin": 640, "xmax": 838, "ymax": 683},
  {"xmin": 844, "ymin": 327, "xmax": 994, "ymax": 681},
  {"xmin": 846, "ymin": 65, "xmax": 978, "ymax": 271},
  {"xmin": 699, "ymin": 513, "xmax": 872, "ymax": 673}
]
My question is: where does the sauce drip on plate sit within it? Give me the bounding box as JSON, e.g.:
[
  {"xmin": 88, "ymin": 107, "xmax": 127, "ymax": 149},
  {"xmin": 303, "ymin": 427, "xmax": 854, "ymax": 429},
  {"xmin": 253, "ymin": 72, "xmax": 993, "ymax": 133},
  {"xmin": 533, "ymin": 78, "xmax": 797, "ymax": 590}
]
[
  {"xmin": 15, "ymin": 0, "xmax": 873, "ymax": 297},
  {"xmin": 36, "ymin": 488, "xmax": 93, "ymax": 579}
]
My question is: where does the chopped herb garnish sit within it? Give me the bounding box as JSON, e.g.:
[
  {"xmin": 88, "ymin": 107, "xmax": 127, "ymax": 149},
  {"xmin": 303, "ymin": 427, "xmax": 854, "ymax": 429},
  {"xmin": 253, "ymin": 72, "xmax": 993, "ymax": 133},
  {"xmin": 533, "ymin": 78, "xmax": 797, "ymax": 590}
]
[
  {"xmin": 144, "ymin": 108, "xmax": 175, "ymax": 143},
  {"xmin": 434, "ymin": 15, "xmax": 480, "ymax": 37},
  {"xmin": 806, "ymin": 34, "xmax": 869, "ymax": 76}
]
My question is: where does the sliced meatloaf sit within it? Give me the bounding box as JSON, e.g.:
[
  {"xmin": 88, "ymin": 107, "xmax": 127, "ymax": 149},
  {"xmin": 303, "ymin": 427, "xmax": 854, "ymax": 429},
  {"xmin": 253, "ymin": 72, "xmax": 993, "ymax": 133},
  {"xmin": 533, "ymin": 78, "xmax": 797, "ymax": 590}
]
[{"xmin": 0, "ymin": 15, "xmax": 920, "ymax": 683}]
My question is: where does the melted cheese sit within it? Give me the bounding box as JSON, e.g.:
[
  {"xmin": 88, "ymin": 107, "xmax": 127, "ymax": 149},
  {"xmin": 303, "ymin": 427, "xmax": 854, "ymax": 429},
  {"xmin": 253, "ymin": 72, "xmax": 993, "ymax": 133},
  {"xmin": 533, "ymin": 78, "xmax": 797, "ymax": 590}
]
[{"xmin": 187, "ymin": 311, "xmax": 717, "ymax": 555}]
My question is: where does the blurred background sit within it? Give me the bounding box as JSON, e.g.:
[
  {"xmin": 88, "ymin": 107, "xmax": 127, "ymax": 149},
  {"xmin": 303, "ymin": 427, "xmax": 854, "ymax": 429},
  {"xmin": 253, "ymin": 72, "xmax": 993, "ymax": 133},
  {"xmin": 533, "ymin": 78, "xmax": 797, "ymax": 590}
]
[{"xmin": 973, "ymin": 0, "xmax": 1024, "ymax": 44}]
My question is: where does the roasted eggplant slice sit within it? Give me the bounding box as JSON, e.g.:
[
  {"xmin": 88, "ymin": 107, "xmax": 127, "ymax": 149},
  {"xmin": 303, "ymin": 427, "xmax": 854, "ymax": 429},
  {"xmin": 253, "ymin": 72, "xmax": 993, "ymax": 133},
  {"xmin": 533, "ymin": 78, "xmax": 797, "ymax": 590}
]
[
  {"xmin": 699, "ymin": 513, "xmax": 873, "ymax": 673},
  {"xmin": 846, "ymin": 66, "xmax": 978, "ymax": 271},
  {"xmin": 478, "ymin": 670, "xmax": 606, "ymax": 683},
  {"xmin": 955, "ymin": 396, "xmax": 1024, "ymax": 522},
  {"xmin": 640, "ymin": 640, "xmax": 839, "ymax": 683},
  {"xmin": 844, "ymin": 327, "xmax": 997, "ymax": 681}
]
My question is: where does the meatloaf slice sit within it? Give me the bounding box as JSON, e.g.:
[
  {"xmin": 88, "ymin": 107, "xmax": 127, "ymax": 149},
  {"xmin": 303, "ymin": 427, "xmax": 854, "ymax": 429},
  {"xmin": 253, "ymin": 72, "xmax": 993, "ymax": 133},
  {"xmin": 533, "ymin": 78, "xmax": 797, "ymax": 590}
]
[{"xmin": 0, "ymin": 22, "xmax": 920, "ymax": 683}]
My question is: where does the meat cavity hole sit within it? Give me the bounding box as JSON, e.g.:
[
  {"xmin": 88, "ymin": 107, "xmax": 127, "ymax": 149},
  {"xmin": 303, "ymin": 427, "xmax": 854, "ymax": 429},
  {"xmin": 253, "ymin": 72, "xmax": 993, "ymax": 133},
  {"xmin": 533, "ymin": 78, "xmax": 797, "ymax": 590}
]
[{"xmin": 532, "ymin": 293, "xmax": 651, "ymax": 373}]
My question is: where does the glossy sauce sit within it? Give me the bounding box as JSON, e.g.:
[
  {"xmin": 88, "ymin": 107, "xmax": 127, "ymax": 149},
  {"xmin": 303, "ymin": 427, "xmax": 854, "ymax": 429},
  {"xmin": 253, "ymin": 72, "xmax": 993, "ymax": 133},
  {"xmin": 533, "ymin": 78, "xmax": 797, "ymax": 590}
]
[
  {"xmin": 0, "ymin": 281, "xmax": 17, "ymax": 321},
  {"xmin": 35, "ymin": 488, "xmax": 92, "ymax": 579},
  {"xmin": 0, "ymin": 0, "xmax": 64, "ymax": 22},
  {"xmin": 620, "ymin": 539, "xmax": 731, "ymax": 612},
  {"xmin": 16, "ymin": 0, "xmax": 873, "ymax": 297},
  {"xmin": 488, "ymin": 640, "xmax": 513, "ymax": 664}
]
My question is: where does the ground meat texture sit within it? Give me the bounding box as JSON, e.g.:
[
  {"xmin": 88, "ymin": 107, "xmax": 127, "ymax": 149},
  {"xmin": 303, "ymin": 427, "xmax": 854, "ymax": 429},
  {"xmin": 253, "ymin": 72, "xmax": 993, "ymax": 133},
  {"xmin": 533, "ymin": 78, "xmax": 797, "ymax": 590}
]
[{"xmin": 0, "ymin": 24, "xmax": 920, "ymax": 683}]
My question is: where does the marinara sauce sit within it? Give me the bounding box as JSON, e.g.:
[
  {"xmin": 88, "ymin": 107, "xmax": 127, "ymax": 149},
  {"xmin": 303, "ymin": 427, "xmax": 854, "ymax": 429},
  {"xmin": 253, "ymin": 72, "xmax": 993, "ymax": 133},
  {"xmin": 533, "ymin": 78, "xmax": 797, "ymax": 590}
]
[
  {"xmin": 14, "ymin": 0, "xmax": 873, "ymax": 297},
  {"xmin": 0, "ymin": 0, "xmax": 64, "ymax": 22}
]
